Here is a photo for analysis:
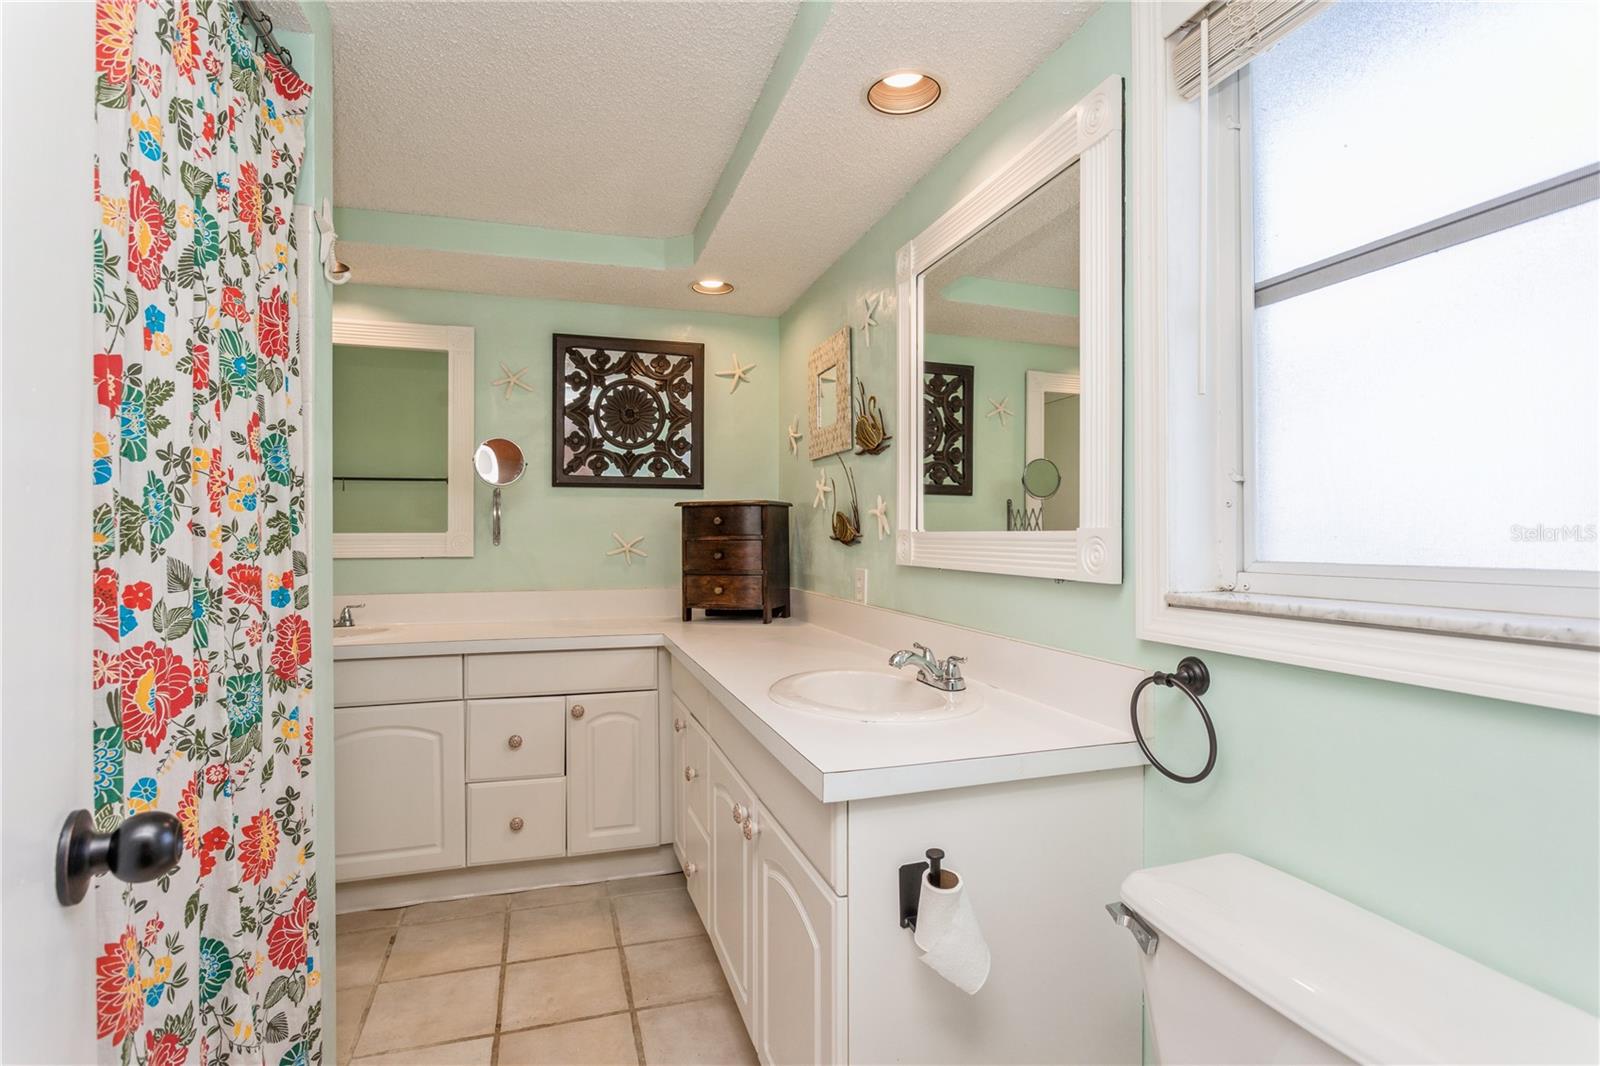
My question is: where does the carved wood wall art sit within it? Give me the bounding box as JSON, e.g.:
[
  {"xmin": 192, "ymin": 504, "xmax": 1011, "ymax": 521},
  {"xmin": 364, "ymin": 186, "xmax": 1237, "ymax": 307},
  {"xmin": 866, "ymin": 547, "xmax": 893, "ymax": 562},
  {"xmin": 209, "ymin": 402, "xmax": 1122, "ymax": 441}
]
[
  {"xmin": 853, "ymin": 379, "xmax": 892, "ymax": 455},
  {"xmin": 923, "ymin": 361, "xmax": 973, "ymax": 496},
  {"xmin": 807, "ymin": 326, "xmax": 853, "ymax": 460},
  {"xmin": 552, "ymin": 334, "xmax": 704, "ymax": 488}
]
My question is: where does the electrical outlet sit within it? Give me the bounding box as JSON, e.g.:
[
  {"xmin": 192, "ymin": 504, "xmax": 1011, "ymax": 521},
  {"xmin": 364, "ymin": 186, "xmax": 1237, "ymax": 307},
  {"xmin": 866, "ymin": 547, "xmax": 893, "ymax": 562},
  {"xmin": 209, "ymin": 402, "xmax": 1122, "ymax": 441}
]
[{"xmin": 853, "ymin": 567, "xmax": 869, "ymax": 604}]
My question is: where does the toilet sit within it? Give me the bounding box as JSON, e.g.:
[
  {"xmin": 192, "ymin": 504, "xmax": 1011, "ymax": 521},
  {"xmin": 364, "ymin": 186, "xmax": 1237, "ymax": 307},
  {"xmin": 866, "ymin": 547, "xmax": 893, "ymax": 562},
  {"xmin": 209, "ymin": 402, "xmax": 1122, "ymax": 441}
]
[{"xmin": 1111, "ymin": 854, "xmax": 1599, "ymax": 1065}]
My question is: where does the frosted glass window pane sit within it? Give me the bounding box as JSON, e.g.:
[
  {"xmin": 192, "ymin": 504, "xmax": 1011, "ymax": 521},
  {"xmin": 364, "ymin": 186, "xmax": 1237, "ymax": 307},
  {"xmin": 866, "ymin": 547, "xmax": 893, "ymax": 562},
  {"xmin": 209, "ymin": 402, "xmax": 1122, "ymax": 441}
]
[
  {"xmin": 1250, "ymin": 1, "xmax": 1600, "ymax": 280},
  {"xmin": 1251, "ymin": 202, "xmax": 1600, "ymax": 572}
]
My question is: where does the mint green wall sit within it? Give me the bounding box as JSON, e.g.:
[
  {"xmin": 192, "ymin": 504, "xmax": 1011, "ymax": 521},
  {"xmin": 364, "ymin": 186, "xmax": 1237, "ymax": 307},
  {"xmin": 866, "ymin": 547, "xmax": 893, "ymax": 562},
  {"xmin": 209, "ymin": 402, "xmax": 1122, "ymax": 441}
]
[
  {"xmin": 331, "ymin": 344, "xmax": 449, "ymax": 533},
  {"xmin": 776, "ymin": 1, "xmax": 1599, "ymax": 1013},
  {"xmin": 330, "ymin": 285, "xmax": 779, "ymax": 593},
  {"xmin": 921, "ymin": 333, "xmax": 1076, "ymax": 532}
]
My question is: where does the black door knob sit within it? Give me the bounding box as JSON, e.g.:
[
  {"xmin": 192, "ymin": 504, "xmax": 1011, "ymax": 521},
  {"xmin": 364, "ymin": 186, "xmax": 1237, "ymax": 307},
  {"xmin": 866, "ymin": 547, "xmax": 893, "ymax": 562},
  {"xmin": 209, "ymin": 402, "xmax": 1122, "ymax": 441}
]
[{"xmin": 56, "ymin": 808, "xmax": 182, "ymax": 906}]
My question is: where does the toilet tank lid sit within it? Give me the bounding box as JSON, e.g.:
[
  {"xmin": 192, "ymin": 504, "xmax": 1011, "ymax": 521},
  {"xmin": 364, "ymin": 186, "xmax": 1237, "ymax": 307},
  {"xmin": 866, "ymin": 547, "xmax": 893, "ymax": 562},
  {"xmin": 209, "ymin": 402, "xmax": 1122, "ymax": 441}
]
[{"xmin": 1121, "ymin": 854, "xmax": 1598, "ymax": 1065}]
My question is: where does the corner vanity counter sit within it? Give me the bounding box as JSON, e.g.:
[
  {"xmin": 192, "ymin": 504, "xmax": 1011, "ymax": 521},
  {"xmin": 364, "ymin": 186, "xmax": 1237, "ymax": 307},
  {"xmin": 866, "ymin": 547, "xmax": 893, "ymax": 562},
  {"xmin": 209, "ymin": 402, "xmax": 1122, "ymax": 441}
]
[{"xmin": 331, "ymin": 602, "xmax": 1147, "ymax": 1065}]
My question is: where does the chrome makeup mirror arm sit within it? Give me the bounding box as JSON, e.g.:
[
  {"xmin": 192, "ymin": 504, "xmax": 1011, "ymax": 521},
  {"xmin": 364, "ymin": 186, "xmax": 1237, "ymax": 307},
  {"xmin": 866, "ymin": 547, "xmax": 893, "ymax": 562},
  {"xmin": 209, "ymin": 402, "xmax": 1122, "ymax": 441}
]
[{"xmin": 492, "ymin": 487, "xmax": 503, "ymax": 547}]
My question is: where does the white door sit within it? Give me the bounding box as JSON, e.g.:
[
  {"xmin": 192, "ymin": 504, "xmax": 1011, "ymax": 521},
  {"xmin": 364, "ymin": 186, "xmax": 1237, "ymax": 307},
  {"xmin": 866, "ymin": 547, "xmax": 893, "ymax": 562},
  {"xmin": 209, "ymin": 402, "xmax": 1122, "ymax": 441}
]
[
  {"xmin": 753, "ymin": 807, "xmax": 847, "ymax": 1066},
  {"xmin": 1, "ymin": 2, "xmax": 101, "ymax": 1061},
  {"xmin": 334, "ymin": 702, "xmax": 467, "ymax": 880},
  {"xmin": 566, "ymin": 691, "xmax": 659, "ymax": 854},
  {"xmin": 708, "ymin": 746, "xmax": 757, "ymax": 1024}
]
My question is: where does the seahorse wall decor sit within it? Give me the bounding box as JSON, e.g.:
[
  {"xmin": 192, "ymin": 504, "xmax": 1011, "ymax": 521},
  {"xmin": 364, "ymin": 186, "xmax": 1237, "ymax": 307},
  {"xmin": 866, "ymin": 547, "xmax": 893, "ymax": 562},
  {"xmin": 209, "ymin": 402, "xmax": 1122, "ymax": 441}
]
[
  {"xmin": 830, "ymin": 455, "xmax": 862, "ymax": 546},
  {"xmin": 854, "ymin": 379, "xmax": 892, "ymax": 455}
]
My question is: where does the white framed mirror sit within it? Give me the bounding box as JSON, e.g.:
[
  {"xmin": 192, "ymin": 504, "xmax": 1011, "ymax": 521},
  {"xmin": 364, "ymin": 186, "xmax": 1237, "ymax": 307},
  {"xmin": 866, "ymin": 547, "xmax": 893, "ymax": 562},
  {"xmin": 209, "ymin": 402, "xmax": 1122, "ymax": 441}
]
[
  {"xmin": 895, "ymin": 76, "xmax": 1122, "ymax": 583},
  {"xmin": 331, "ymin": 319, "xmax": 475, "ymax": 558}
]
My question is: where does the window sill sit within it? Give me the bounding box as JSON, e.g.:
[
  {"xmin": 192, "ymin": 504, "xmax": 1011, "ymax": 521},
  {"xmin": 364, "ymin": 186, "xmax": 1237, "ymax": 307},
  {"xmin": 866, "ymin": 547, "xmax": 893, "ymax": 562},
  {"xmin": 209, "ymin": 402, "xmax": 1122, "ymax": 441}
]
[{"xmin": 1166, "ymin": 591, "xmax": 1598, "ymax": 650}]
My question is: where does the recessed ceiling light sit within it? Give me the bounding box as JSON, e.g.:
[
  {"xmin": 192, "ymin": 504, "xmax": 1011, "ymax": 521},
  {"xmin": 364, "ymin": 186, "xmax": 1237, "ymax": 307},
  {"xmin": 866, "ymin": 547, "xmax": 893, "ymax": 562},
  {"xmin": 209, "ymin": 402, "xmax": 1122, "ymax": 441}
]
[
  {"xmin": 868, "ymin": 70, "xmax": 941, "ymax": 115},
  {"xmin": 691, "ymin": 279, "xmax": 734, "ymax": 295}
]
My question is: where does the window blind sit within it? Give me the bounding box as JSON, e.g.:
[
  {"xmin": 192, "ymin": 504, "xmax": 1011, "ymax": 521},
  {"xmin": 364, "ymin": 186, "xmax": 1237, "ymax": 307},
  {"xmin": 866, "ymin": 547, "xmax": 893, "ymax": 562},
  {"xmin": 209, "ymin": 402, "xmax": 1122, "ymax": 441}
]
[{"xmin": 1171, "ymin": 0, "xmax": 1328, "ymax": 100}]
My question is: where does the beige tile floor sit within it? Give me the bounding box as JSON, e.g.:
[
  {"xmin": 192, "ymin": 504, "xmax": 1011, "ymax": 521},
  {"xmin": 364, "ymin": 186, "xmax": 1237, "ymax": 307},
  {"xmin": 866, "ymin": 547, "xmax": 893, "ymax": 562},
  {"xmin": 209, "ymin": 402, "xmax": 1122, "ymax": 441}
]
[{"xmin": 336, "ymin": 874, "xmax": 758, "ymax": 1066}]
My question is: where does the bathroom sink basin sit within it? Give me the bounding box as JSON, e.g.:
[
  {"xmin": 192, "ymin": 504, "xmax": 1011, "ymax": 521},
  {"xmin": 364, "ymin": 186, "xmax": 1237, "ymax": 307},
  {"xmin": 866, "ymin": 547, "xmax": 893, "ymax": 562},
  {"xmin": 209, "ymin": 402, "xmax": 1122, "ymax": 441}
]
[
  {"xmin": 332, "ymin": 624, "xmax": 392, "ymax": 639},
  {"xmin": 768, "ymin": 669, "xmax": 981, "ymax": 723}
]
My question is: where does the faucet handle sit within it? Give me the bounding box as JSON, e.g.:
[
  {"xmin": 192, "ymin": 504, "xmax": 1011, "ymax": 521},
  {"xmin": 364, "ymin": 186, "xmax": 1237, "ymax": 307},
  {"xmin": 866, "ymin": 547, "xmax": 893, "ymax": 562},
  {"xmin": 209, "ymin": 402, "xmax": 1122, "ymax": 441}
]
[
  {"xmin": 913, "ymin": 641, "xmax": 933, "ymax": 657},
  {"xmin": 347, "ymin": 602, "xmax": 366, "ymax": 610},
  {"xmin": 942, "ymin": 655, "xmax": 966, "ymax": 678}
]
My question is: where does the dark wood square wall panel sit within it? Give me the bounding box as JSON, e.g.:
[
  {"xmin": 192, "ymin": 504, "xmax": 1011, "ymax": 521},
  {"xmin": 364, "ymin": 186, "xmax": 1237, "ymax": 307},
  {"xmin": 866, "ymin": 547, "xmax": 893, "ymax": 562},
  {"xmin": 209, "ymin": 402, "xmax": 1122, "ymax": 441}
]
[
  {"xmin": 677, "ymin": 501, "xmax": 792, "ymax": 624},
  {"xmin": 553, "ymin": 334, "xmax": 704, "ymax": 488}
]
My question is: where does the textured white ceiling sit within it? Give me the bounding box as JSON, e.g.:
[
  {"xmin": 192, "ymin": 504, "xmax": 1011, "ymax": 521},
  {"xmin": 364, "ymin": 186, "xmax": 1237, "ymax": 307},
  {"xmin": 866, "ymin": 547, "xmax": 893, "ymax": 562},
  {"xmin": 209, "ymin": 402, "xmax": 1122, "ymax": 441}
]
[
  {"xmin": 329, "ymin": 0, "xmax": 800, "ymax": 236},
  {"xmin": 329, "ymin": 0, "xmax": 1101, "ymax": 317}
]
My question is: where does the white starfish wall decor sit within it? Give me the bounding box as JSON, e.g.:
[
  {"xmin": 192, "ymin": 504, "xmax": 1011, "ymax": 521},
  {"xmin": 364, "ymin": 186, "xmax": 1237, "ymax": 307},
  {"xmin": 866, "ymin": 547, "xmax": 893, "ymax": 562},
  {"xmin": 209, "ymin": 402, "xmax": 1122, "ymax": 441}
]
[
  {"xmin": 812, "ymin": 471, "xmax": 834, "ymax": 508},
  {"xmin": 986, "ymin": 396, "xmax": 1014, "ymax": 426},
  {"xmin": 787, "ymin": 418, "xmax": 803, "ymax": 455},
  {"xmin": 715, "ymin": 353, "xmax": 754, "ymax": 392},
  {"xmin": 868, "ymin": 495, "xmax": 890, "ymax": 540},
  {"xmin": 861, "ymin": 292, "xmax": 881, "ymax": 348},
  {"xmin": 606, "ymin": 532, "xmax": 647, "ymax": 567},
  {"xmin": 491, "ymin": 362, "xmax": 534, "ymax": 401}
]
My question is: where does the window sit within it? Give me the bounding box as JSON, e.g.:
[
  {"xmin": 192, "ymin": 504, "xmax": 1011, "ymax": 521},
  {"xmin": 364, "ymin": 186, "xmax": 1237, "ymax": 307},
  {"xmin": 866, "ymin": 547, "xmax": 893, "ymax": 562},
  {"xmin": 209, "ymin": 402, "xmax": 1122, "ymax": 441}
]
[{"xmin": 1214, "ymin": 1, "xmax": 1599, "ymax": 621}]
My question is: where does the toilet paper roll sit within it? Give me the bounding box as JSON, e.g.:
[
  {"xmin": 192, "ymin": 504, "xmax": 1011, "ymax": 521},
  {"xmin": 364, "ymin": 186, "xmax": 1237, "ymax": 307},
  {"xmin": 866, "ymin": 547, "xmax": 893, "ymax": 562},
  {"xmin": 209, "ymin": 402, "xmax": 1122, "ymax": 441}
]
[{"xmin": 913, "ymin": 868, "xmax": 991, "ymax": 994}]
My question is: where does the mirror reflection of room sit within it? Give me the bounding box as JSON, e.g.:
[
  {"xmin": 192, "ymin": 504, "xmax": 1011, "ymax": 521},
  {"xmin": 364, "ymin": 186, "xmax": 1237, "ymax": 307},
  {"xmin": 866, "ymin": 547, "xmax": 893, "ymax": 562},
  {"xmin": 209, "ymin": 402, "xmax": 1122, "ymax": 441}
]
[
  {"xmin": 332, "ymin": 344, "xmax": 450, "ymax": 533},
  {"xmin": 921, "ymin": 162, "xmax": 1080, "ymax": 532},
  {"xmin": 816, "ymin": 367, "xmax": 839, "ymax": 428}
]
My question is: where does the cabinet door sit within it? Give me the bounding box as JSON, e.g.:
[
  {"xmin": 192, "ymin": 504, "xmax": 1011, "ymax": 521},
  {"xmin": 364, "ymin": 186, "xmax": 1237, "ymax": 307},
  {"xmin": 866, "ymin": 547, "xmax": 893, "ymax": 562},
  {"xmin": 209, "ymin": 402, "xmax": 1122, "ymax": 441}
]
[
  {"xmin": 708, "ymin": 745, "xmax": 757, "ymax": 1024},
  {"xmin": 567, "ymin": 691, "xmax": 659, "ymax": 854},
  {"xmin": 754, "ymin": 807, "xmax": 846, "ymax": 1066},
  {"xmin": 468, "ymin": 778, "xmax": 566, "ymax": 865},
  {"xmin": 335, "ymin": 701, "xmax": 466, "ymax": 881},
  {"xmin": 671, "ymin": 703, "xmax": 689, "ymax": 857},
  {"xmin": 467, "ymin": 697, "xmax": 565, "ymax": 781}
]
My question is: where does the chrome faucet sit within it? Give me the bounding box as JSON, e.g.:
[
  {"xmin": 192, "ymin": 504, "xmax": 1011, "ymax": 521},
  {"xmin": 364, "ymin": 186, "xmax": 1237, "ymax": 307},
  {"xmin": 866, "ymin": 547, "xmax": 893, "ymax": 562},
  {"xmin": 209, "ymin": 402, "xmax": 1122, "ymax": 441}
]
[
  {"xmin": 333, "ymin": 603, "xmax": 365, "ymax": 629},
  {"xmin": 888, "ymin": 642, "xmax": 967, "ymax": 692}
]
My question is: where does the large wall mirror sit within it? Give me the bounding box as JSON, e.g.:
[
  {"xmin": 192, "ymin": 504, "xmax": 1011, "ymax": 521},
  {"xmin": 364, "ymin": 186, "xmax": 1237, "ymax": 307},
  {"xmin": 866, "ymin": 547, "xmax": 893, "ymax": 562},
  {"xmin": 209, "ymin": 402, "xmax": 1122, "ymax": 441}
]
[
  {"xmin": 332, "ymin": 319, "xmax": 475, "ymax": 558},
  {"xmin": 895, "ymin": 76, "xmax": 1122, "ymax": 582}
]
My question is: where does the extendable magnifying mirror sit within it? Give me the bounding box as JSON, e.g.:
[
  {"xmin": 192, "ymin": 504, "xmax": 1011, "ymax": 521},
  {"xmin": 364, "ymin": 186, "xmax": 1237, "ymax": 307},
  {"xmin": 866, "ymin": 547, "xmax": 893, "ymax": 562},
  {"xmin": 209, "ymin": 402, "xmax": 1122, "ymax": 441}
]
[
  {"xmin": 473, "ymin": 438, "xmax": 525, "ymax": 547},
  {"xmin": 1021, "ymin": 457, "xmax": 1061, "ymax": 500}
]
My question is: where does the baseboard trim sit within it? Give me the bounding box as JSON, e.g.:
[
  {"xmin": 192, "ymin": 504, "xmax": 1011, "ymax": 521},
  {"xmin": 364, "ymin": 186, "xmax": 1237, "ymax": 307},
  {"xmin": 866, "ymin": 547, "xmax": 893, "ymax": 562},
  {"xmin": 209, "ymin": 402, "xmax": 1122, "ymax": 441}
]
[{"xmin": 334, "ymin": 845, "xmax": 680, "ymax": 913}]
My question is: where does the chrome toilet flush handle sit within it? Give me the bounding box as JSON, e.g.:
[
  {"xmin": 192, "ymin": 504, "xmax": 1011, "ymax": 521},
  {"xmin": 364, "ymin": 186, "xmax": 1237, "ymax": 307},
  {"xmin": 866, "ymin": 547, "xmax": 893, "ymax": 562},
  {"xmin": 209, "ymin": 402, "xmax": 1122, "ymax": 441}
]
[{"xmin": 1106, "ymin": 902, "xmax": 1159, "ymax": 956}]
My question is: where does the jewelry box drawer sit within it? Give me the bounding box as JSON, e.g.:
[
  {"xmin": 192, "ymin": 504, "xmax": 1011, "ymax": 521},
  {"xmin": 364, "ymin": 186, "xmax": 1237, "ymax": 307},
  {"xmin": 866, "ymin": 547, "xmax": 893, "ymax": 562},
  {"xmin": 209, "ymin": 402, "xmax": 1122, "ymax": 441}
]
[
  {"xmin": 682, "ymin": 506, "xmax": 763, "ymax": 538},
  {"xmin": 683, "ymin": 574, "xmax": 762, "ymax": 608},
  {"xmin": 683, "ymin": 539, "xmax": 763, "ymax": 573}
]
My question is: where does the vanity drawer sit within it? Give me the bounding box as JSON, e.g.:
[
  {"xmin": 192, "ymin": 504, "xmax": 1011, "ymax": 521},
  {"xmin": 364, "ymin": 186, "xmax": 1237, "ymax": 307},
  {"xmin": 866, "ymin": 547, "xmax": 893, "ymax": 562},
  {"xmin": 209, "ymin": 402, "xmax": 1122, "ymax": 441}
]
[
  {"xmin": 467, "ymin": 778, "xmax": 566, "ymax": 865},
  {"xmin": 683, "ymin": 505, "xmax": 763, "ymax": 538},
  {"xmin": 467, "ymin": 697, "xmax": 565, "ymax": 781},
  {"xmin": 683, "ymin": 575, "xmax": 762, "ymax": 609},
  {"xmin": 464, "ymin": 648, "xmax": 657, "ymax": 698},
  {"xmin": 334, "ymin": 656, "xmax": 462, "ymax": 707},
  {"xmin": 684, "ymin": 538, "xmax": 763, "ymax": 573}
]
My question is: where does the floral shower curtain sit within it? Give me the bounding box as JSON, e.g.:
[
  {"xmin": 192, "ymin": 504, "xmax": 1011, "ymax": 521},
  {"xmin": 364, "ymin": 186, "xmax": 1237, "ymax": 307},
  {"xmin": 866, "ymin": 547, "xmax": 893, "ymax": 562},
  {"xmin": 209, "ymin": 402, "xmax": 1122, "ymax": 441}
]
[{"xmin": 91, "ymin": 0, "xmax": 319, "ymax": 1061}]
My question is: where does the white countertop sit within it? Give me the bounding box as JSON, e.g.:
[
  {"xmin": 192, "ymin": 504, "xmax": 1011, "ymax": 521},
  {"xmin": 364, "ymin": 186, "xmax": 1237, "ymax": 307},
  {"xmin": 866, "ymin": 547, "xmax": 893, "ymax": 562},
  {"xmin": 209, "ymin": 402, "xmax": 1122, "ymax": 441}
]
[{"xmin": 332, "ymin": 615, "xmax": 1143, "ymax": 803}]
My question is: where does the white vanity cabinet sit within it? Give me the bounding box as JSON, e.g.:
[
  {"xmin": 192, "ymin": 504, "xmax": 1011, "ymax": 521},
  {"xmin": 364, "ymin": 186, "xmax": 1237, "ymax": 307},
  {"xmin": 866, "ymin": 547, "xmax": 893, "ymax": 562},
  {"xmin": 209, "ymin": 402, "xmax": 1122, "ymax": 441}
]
[
  {"xmin": 334, "ymin": 648, "xmax": 661, "ymax": 884},
  {"xmin": 708, "ymin": 745, "xmax": 758, "ymax": 1025}
]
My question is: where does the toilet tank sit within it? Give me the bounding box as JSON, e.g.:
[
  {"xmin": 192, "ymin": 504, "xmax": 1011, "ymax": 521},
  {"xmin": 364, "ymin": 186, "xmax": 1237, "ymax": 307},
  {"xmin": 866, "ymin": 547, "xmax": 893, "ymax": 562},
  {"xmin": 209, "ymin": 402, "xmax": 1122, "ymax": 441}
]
[{"xmin": 1119, "ymin": 854, "xmax": 1599, "ymax": 1065}]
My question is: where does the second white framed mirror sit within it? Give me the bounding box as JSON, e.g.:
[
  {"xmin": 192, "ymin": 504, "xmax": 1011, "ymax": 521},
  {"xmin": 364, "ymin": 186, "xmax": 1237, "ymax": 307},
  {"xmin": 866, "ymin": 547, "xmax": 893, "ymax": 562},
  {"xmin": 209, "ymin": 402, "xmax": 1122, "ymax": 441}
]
[{"xmin": 894, "ymin": 75, "xmax": 1123, "ymax": 583}]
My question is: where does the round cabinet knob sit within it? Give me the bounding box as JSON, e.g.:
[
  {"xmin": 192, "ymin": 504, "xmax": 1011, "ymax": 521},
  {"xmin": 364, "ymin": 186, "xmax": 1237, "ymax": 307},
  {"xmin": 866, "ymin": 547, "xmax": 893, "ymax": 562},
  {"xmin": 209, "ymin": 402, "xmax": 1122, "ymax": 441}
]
[
  {"xmin": 713, "ymin": 586, "xmax": 725, "ymax": 596},
  {"xmin": 509, "ymin": 817, "xmax": 525, "ymax": 833},
  {"xmin": 673, "ymin": 718, "xmax": 686, "ymax": 733},
  {"xmin": 570, "ymin": 705, "xmax": 585, "ymax": 719},
  {"xmin": 731, "ymin": 804, "xmax": 746, "ymax": 824},
  {"xmin": 684, "ymin": 862, "xmax": 699, "ymax": 878},
  {"xmin": 712, "ymin": 515, "xmax": 724, "ymax": 525},
  {"xmin": 507, "ymin": 734, "xmax": 524, "ymax": 750},
  {"xmin": 743, "ymin": 819, "xmax": 756, "ymax": 841},
  {"xmin": 684, "ymin": 766, "xmax": 697, "ymax": 782},
  {"xmin": 712, "ymin": 551, "xmax": 724, "ymax": 560}
]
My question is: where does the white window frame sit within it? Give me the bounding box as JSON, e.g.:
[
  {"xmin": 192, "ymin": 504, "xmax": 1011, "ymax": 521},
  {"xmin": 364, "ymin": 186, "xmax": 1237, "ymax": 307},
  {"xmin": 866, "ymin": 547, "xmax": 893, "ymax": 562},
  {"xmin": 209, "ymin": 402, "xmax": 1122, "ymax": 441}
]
[{"xmin": 1130, "ymin": 3, "xmax": 1599, "ymax": 715}]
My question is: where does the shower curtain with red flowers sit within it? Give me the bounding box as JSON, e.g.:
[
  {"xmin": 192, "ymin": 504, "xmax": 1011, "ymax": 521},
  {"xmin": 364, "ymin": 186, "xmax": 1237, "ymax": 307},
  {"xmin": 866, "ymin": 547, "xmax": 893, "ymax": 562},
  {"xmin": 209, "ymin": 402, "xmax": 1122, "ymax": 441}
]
[{"xmin": 91, "ymin": 0, "xmax": 319, "ymax": 1061}]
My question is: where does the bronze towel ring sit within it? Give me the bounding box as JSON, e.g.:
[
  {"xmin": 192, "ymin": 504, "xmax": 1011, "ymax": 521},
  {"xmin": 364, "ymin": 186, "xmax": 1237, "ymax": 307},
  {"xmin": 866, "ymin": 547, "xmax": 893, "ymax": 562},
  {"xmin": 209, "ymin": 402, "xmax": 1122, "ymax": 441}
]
[{"xmin": 1129, "ymin": 657, "xmax": 1217, "ymax": 784}]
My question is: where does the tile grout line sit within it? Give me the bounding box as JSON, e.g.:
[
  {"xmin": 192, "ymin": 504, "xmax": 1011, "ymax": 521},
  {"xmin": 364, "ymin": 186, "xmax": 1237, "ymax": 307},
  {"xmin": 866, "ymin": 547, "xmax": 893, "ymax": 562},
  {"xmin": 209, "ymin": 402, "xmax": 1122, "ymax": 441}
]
[
  {"xmin": 490, "ymin": 906, "xmax": 511, "ymax": 1066},
  {"xmin": 611, "ymin": 898, "xmax": 650, "ymax": 1066},
  {"xmin": 346, "ymin": 928, "xmax": 399, "ymax": 1063},
  {"xmin": 373, "ymin": 931, "xmax": 705, "ymax": 985}
]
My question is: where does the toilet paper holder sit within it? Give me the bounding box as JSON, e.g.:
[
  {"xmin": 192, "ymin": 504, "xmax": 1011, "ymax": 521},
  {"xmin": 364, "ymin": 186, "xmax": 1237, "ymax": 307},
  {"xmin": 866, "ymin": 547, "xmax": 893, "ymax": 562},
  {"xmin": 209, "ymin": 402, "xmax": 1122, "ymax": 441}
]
[{"xmin": 899, "ymin": 847, "xmax": 946, "ymax": 930}]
